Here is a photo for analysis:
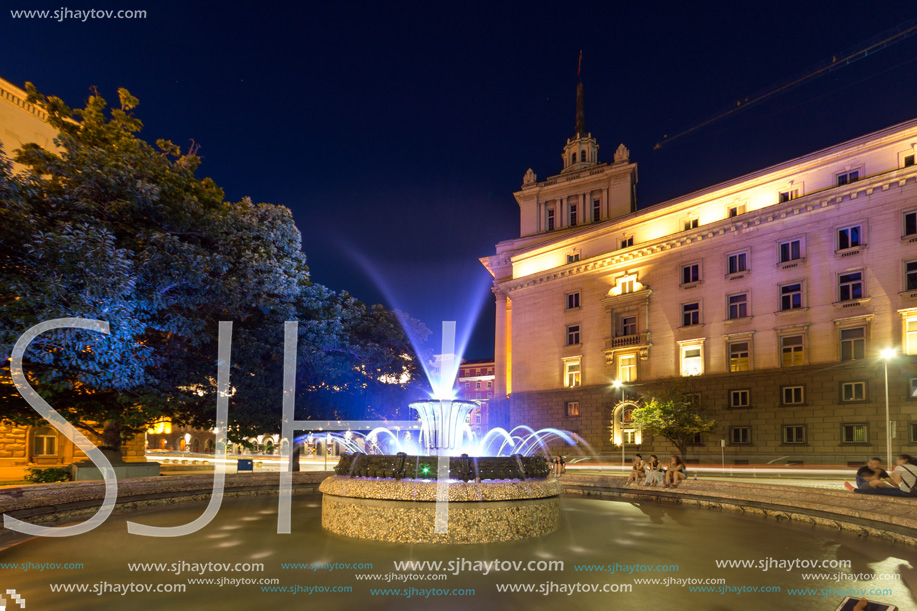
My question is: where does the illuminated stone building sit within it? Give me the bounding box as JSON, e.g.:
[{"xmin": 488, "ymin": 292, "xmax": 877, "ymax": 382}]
[
  {"xmin": 481, "ymin": 80, "xmax": 917, "ymax": 464},
  {"xmin": 455, "ymin": 358, "xmax": 496, "ymax": 432}
]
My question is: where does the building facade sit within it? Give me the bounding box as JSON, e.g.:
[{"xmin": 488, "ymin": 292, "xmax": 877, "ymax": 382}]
[
  {"xmin": 455, "ymin": 358, "xmax": 496, "ymax": 432},
  {"xmin": 481, "ymin": 81, "xmax": 917, "ymax": 464}
]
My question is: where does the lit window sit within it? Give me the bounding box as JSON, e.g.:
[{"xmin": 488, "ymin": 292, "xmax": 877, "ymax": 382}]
[
  {"xmin": 728, "ymin": 293, "xmax": 748, "ymax": 319},
  {"xmin": 837, "ymin": 170, "xmax": 859, "ymax": 186},
  {"xmin": 730, "ymin": 427, "xmax": 751, "ymax": 444},
  {"xmin": 32, "ymin": 426, "xmax": 58, "ymax": 457},
  {"xmin": 906, "ymin": 316, "xmax": 917, "ymax": 355},
  {"xmin": 681, "ymin": 263, "xmax": 700, "ymax": 285},
  {"xmin": 904, "ymin": 211, "xmax": 917, "ymax": 236},
  {"xmin": 782, "ymin": 386, "xmax": 804, "ymax": 405},
  {"xmin": 680, "ymin": 344, "xmax": 704, "ymax": 376},
  {"xmin": 783, "ymin": 425, "xmax": 806, "ymax": 444},
  {"xmin": 840, "ymin": 327, "xmax": 865, "ymax": 361},
  {"xmin": 619, "ymin": 278, "xmax": 635, "ymax": 294},
  {"xmin": 729, "ymin": 342, "xmax": 750, "ymax": 372},
  {"xmin": 619, "ymin": 316, "xmax": 637, "ymax": 337},
  {"xmin": 618, "ymin": 354, "xmax": 637, "ymax": 382},
  {"xmin": 593, "ymin": 200, "xmax": 601, "ymax": 222},
  {"xmin": 564, "ymin": 359, "xmax": 581, "ymax": 388},
  {"xmin": 780, "ymin": 283, "xmax": 802, "ymax": 310},
  {"xmin": 779, "ymin": 239, "xmax": 802, "ymax": 263},
  {"xmin": 781, "ymin": 335, "xmax": 804, "ymax": 367},
  {"xmin": 730, "ymin": 389, "xmax": 750, "ymax": 407},
  {"xmin": 547, "ymin": 208, "xmax": 555, "ymax": 231},
  {"xmin": 906, "ymin": 261, "xmax": 917, "ymax": 291},
  {"xmin": 841, "ymin": 424, "xmax": 868, "ymax": 444},
  {"xmin": 566, "ymin": 291, "xmax": 581, "ymax": 310},
  {"xmin": 727, "ymin": 251, "xmax": 748, "ymax": 275},
  {"xmin": 622, "ymin": 429, "xmax": 637, "ymax": 444},
  {"xmin": 842, "ymin": 381, "xmax": 866, "ymax": 401},
  {"xmin": 682, "ymin": 302, "xmax": 700, "ymax": 327},
  {"xmin": 837, "ymin": 225, "xmax": 862, "ymax": 250},
  {"xmin": 728, "ymin": 203, "xmax": 746, "ymax": 217},
  {"xmin": 838, "ymin": 271, "xmax": 863, "ymax": 302},
  {"xmin": 566, "ymin": 324, "xmax": 581, "ymax": 346},
  {"xmin": 566, "ymin": 401, "xmax": 580, "ymax": 417}
]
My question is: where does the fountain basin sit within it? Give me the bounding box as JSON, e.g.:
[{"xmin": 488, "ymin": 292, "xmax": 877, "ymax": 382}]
[{"xmin": 319, "ymin": 475, "xmax": 561, "ymax": 544}]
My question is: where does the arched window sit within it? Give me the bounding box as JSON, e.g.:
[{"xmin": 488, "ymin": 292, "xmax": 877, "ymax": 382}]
[
  {"xmin": 32, "ymin": 426, "xmax": 58, "ymax": 457},
  {"xmin": 571, "ymin": 152, "xmax": 577, "ymax": 164},
  {"xmin": 204, "ymin": 439, "xmax": 214, "ymax": 453},
  {"xmin": 190, "ymin": 438, "xmax": 200, "ymax": 453}
]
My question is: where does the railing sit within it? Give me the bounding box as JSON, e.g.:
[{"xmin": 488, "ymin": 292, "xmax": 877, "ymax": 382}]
[{"xmin": 605, "ymin": 332, "xmax": 649, "ymax": 350}]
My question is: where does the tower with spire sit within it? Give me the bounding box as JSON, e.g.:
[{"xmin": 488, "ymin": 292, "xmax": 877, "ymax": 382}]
[{"xmin": 562, "ymin": 51, "xmax": 599, "ymax": 173}]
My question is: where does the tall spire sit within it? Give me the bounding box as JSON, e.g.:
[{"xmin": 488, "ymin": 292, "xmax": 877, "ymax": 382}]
[{"xmin": 574, "ymin": 50, "xmax": 585, "ymax": 136}]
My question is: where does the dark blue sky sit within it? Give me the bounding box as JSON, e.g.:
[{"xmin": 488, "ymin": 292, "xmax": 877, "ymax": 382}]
[{"xmin": 6, "ymin": 1, "xmax": 917, "ymax": 358}]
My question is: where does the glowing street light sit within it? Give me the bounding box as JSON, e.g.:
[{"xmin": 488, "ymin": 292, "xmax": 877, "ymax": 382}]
[
  {"xmin": 880, "ymin": 348, "xmax": 896, "ymax": 466},
  {"xmin": 612, "ymin": 380, "xmax": 625, "ymax": 471}
]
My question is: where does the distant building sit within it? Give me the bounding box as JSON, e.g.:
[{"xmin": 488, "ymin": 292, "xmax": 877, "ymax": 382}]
[
  {"xmin": 455, "ymin": 358, "xmax": 495, "ymax": 432},
  {"xmin": 481, "ymin": 77, "xmax": 917, "ymax": 464}
]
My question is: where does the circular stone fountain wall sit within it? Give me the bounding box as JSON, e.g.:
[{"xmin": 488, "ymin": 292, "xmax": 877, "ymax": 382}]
[{"xmin": 319, "ymin": 475, "xmax": 561, "ymax": 544}]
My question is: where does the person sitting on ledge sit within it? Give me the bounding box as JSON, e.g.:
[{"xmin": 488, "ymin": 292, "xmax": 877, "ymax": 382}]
[
  {"xmin": 625, "ymin": 454, "xmax": 644, "ymax": 486},
  {"xmin": 845, "ymin": 455, "xmax": 915, "ymax": 497},
  {"xmin": 664, "ymin": 455, "xmax": 687, "ymax": 488}
]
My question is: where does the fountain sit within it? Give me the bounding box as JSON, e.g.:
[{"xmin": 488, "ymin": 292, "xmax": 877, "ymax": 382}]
[{"xmin": 318, "ymin": 328, "xmax": 575, "ymax": 543}]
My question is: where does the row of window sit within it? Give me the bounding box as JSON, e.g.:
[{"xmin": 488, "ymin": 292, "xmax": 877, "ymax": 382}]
[
  {"xmin": 463, "ymin": 380, "xmax": 494, "ymax": 390},
  {"xmin": 727, "ymin": 423, "xmax": 877, "ymax": 446},
  {"xmin": 546, "ymin": 197, "xmax": 605, "ymax": 231}
]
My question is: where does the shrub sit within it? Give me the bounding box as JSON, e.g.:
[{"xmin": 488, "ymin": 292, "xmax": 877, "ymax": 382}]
[{"xmin": 24, "ymin": 466, "xmax": 72, "ymax": 483}]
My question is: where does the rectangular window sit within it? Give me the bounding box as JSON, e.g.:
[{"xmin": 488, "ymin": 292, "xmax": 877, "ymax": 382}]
[
  {"xmin": 564, "ymin": 360, "xmax": 581, "ymax": 388},
  {"xmin": 782, "ymin": 386, "xmax": 804, "ymax": 405},
  {"xmin": 486, "ymin": 380, "xmax": 492, "ymax": 389},
  {"xmin": 730, "ymin": 426, "xmax": 751, "ymax": 444},
  {"xmin": 566, "ymin": 401, "xmax": 580, "ymax": 417},
  {"xmin": 906, "ymin": 261, "xmax": 917, "ymax": 291},
  {"xmin": 566, "ymin": 291, "xmax": 581, "ymax": 310},
  {"xmin": 728, "ymin": 293, "xmax": 748, "ymax": 319},
  {"xmin": 681, "ymin": 263, "xmax": 700, "ymax": 285},
  {"xmin": 781, "ymin": 335, "xmax": 804, "ymax": 367},
  {"xmin": 841, "ymin": 424, "xmax": 868, "ymax": 444},
  {"xmin": 684, "ymin": 393, "xmax": 701, "ymax": 408},
  {"xmin": 837, "ymin": 225, "xmax": 862, "ymax": 250},
  {"xmin": 619, "ymin": 278, "xmax": 635, "ymax": 294},
  {"xmin": 683, "ymin": 218, "xmax": 699, "ymax": 231},
  {"xmin": 618, "ymin": 354, "xmax": 637, "ymax": 382},
  {"xmin": 620, "ymin": 236, "xmax": 633, "ymax": 249},
  {"xmin": 464, "ymin": 382, "xmax": 470, "ymax": 390},
  {"xmin": 837, "ymin": 170, "xmax": 860, "ymax": 186},
  {"xmin": 840, "ymin": 327, "xmax": 865, "ymax": 361},
  {"xmin": 620, "ymin": 316, "xmax": 637, "ymax": 337},
  {"xmin": 566, "ymin": 253, "xmax": 580, "ymax": 264},
  {"xmin": 779, "ymin": 239, "xmax": 802, "ymax": 263},
  {"xmin": 778, "ymin": 189, "xmax": 798, "ymax": 203},
  {"xmin": 687, "ymin": 432, "xmax": 703, "ymax": 445},
  {"xmin": 728, "ymin": 203, "xmax": 746, "ymax": 217},
  {"xmin": 780, "ymin": 283, "xmax": 802, "ymax": 311},
  {"xmin": 622, "ymin": 429, "xmax": 637, "ymax": 444},
  {"xmin": 680, "ymin": 345, "xmax": 703, "ymax": 376},
  {"xmin": 547, "ymin": 208, "xmax": 555, "ymax": 231},
  {"xmin": 729, "ymin": 389, "xmax": 750, "ymax": 408},
  {"xmin": 905, "ymin": 211, "xmax": 917, "ymax": 237},
  {"xmin": 906, "ymin": 154, "xmax": 916, "ymax": 167},
  {"xmin": 475, "ymin": 381, "xmax": 481, "ymax": 389},
  {"xmin": 727, "ymin": 251, "xmax": 748, "ymax": 275},
  {"xmin": 592, "ymin": 199, "xmax": 601, "ymax": 222},
  {"xmin": 783, "ymin": 425, "xmax": 806, "ymax": 444},
  {"xmin": 566, "ymin": 324, "xmax": 580, "ymax": 346},
  {"xmin": 910, "ymin": 422, "xmax": 917, "ymax": 444},
  {"xmin": 570, "ymin": 203, "xmax": 577, "ymax": 227},
  {"xmin": 33, "ymin": 434, "xmax": 57, "ymax": 457},
  {"xmin": 906, "ymin": 317, "xmax": 917, "ymax": 355},
  {"xmin": 729, "ymin": 342, "xmax": 750, "ymax": 372},
  {"xmin": 682, "ymin": 302, "xmax": 700, "ymax": 327},
  {"xmin": 838, "ymin": 271, "xmax": 863, "ymax": 301},
  {"xmin": 910, "ymin": 378, "xmax": 917, "ymax": 399},
  {"xmin": 841, "ymin": 381, "xmax": 866, "ymax": 401}
]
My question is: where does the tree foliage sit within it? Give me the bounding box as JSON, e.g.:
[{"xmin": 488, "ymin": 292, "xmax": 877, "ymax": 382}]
[
  {"xmin": 630, "ymin": 379, "xmax": 718, "ymax": 460},
  {"xmin": 0, "ymin": 84, "xmax": 423, "ymax": 451}
]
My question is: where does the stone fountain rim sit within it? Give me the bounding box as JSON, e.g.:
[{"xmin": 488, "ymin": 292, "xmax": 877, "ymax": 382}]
[{"xmin": 319, "ymin": 474, "xmax": 561, "ymax": 502}]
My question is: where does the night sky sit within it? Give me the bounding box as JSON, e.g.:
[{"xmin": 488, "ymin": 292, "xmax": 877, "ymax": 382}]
[{"xmin": 6, "ymin": 1, "xmax": 917, "ymax": 358}]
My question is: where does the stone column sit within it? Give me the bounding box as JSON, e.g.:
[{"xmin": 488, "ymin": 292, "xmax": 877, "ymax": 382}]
[{"xmin": 493, "ymin": 288, "xmax": 509, "ymax": 397}]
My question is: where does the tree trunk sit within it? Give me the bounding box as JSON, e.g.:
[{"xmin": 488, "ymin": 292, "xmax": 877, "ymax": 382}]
[{"xmin": 100, "ymin": 420, "xmax": 123, "ymax": 452}]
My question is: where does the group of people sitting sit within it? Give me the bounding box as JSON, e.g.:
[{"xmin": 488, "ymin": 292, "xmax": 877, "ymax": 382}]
[
  {"xmin": 624, "ymin": 454, "xmax": 688, "ymax": 488},
  {"xmin": 845, "ymin": 454, "xmax": 917, "ymax": 497}
]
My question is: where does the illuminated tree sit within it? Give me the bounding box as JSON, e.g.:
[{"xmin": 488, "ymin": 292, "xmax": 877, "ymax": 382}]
[{"xmin": 630, "ymin": 379, "xmax": 717, "ymax": 461}]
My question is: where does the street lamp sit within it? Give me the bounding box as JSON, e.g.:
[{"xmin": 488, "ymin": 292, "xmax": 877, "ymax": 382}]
[
  {"xmin": 184, "ymin": 432, "xmax": 191, "ymax": 455},
  {"xmin": 880, "ymin": 348, "xmax": 896, "ymax": 467}
]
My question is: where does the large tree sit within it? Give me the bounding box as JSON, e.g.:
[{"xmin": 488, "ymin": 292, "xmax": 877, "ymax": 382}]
[
  {"xmin": 630, "ymin": 378, "xmax": 718, "ymax": 461},
  {"xmin": 0, "ymin": 84, "xmax": 419, "ymax": 452}
]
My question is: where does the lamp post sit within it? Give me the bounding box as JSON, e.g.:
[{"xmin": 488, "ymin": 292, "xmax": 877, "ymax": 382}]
[
  {"xmin": 880, "ymin": 348, "xmax": 896, "ymax": 467},
  {"xmin": 184, "ymin": 432, "xmax": 191, "ymax": 455},
  {"xmin": 612, "ymin": 379, "xmax": 624, "ymax": 472}
]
